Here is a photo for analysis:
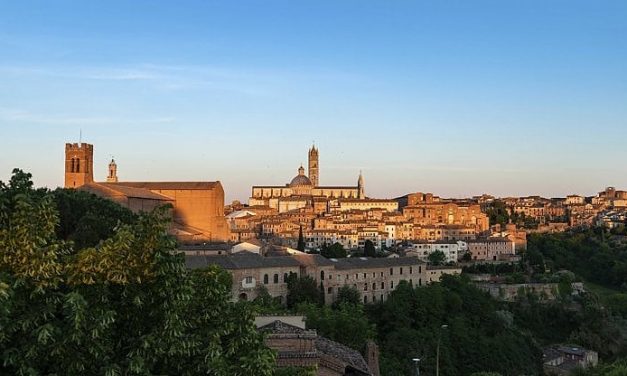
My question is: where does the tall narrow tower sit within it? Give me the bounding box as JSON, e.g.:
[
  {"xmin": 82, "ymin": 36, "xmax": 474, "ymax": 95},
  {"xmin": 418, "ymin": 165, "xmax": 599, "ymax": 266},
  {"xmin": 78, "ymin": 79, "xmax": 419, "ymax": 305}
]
[
  {"xmin": 358, "ymin": 171, "xmax": 365, "ymax": 199},
  {"xmin": 107, "ymin": 158, "xmax": 118, "ymax": 183},
  {"xmin": 308, "ymin": 144, "xmax": 319, "ymax": 187},
  {"xmin": 64, "ymin": 143, "xmax": 94, "ymax": 188}
]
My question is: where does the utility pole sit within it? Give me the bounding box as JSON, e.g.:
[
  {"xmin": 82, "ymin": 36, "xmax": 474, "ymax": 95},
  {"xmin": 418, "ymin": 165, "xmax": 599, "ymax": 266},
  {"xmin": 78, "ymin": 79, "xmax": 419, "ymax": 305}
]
[{"xmin": 436, "ymin": 324, "xmax": 448, "ymax": 376}]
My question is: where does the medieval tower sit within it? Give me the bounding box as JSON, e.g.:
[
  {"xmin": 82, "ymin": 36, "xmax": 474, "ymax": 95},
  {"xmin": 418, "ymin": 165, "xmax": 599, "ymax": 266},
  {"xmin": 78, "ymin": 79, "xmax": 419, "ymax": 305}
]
[
  {"xmin": 308, "ymin": 144, "xmax": 319, "ymax": 187},
  {"xmin": 64, "ymin": 143, "xmax": 94, "ymax": 188},
  {"xmin": 358, "ymin": 171, "xmax": 365, "ymax": 199},
  {"xmin": 107, "ymin": 158, "xmax": 118, "ymax": 183}
]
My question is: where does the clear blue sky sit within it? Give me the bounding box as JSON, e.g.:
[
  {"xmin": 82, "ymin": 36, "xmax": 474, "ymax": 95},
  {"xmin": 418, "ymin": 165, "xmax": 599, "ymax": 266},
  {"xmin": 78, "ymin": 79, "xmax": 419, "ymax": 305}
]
[{"xmin": 1, "ymin": 1, "xmax": 626, "ymax": 202}]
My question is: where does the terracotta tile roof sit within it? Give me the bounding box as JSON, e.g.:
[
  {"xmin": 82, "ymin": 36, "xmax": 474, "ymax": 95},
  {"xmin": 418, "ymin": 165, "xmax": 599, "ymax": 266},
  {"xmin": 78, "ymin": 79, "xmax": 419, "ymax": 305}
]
[
  {"xmin": 107, "ymin": 181, "xmax": 220, "ymax": 190},
  {"xmin": 185, "ymin": 252, "xmax": 301, "ymax": 270},
  {"xmin": 81, "ymin": 183, "xmax": 173, "ymax": 201},
  {"xmin": 331, "ymin": 256, "xmax": 424, "ymax": 270}
]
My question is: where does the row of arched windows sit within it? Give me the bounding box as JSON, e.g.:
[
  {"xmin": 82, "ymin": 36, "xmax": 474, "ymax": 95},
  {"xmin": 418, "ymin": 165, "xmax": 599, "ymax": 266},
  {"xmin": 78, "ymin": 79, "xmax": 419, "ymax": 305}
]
[
  {"xmin": 263, "ymin": 272, "xmax": 295, "ymax": 285},
  {"xmin": 69, "ymin": 158, "xmax": 89, "ymax": 173},
  {"xmin": 70, "ymin": 158, "xmax": 81, "ymax": 173}
]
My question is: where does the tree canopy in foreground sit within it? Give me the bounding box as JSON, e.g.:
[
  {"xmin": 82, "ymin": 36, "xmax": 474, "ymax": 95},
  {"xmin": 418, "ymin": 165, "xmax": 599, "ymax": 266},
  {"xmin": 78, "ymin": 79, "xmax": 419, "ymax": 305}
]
[{"xmin": 0, "ymin": 169, "xmax": 275, "ymax": 375}]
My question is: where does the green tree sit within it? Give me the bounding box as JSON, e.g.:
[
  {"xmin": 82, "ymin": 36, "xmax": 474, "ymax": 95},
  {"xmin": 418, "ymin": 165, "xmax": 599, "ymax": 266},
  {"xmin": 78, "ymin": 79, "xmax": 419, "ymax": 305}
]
[
  {"xmin": 364, "ymin": 239, "xmax": 376, "ymax": 257},
  {"xmin": 485, "ymin": 200, "xmax": 510, "ymax": 227},
  {"xmin": 52, "ymin": 188, "xmax": 137, "ymax": 249},
  {"xmin": 286, "ymin": 275, "xmax": 321, "ymax": 308},
  {"xmin": 321, "ymin": 242, "xmax": 347, "ymax": 259},
  {"xmin": 333, "ymin": 285, "xmax": 361, "ymax": 308},
  {"xmin": 297, "ymin": 225, "xmax": 306, "ymax": 252},
  {"xmin": 299, "ymin": 302, "xmax": 375, "ymax": 351},
  {"xmin": 0, "ymin": 169, "xmax": 276, "ymax": 375},
  {"xmin": 427, "ymin": 250, "xmax": 447, "ymax": 265},
  {"xmin": 369, "ymin": 275, "xmax": 542, "ymax": 376}
]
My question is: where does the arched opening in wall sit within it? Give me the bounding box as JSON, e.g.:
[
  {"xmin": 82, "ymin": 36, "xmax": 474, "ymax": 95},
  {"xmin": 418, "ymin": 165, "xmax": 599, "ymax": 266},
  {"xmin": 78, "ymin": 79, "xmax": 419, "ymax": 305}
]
[
  {"xmin": 76, "ymin": 159, "xmax": 80, "ymax": 173},
  {"xmin": 363, "ymin": 295, "xmax": 368, "ymax": 304},
  {"xmin": 283, "ymin": 273, "xmax": 288, "ymax": 283},
  {"xmin": 238, "ymin": 293, "xmax": 248, "ymax": 301},
  {"xmin": 419, "ymin": 278, "xmax": 422, "ymax": 286},
  {"xmin": 320, "ymin": 270, "xmax": 325, "ymax": 281},
  {"xmin": 273, "ymin": 274, "xmax": 279, "ymax": 284},
  {"xmin": 264, "ymin": 274, "xmax": 269, "ymax": 284}
]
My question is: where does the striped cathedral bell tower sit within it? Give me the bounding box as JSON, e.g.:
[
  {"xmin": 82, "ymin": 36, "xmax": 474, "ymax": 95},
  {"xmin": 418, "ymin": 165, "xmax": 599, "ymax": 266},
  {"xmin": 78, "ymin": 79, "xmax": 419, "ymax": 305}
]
[{"xmin": 308, "ymin": 144, "xmax": 319, "ymax": 187}]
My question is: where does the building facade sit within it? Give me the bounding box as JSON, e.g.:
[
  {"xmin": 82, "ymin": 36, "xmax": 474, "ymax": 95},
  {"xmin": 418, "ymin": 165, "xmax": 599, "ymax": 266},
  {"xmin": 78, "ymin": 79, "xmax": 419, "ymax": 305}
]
[{"xmin": 64, "ymin": 142, "xmax": 229, "ymax": 242}]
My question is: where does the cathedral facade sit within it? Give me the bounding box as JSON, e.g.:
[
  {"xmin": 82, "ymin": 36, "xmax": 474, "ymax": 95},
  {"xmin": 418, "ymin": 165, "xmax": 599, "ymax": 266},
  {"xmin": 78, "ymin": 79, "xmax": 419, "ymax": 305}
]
[{"xmin": 249, "ymin": 145, "xmax": 365, "ymax": 213}]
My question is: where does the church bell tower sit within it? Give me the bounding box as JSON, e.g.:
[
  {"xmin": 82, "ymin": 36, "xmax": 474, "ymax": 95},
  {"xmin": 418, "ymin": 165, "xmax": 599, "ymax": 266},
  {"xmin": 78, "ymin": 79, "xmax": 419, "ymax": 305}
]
[
  {"xmin": 308, "ymin": 144, "xmax": 319, "ymax": 187},
  {"xmin": 64, "ymin": 143, "xmax": 94, "ymax": 188},
  {"xmin": 107, "ymin": 158, "xmax": 118, "ymax": 183}
]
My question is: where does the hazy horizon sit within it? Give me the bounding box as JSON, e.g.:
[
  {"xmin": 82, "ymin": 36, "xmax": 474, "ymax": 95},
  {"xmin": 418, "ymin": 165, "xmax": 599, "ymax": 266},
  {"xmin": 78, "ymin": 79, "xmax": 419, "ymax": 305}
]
[{"xmin": 2, "ymin": 1, "xmax": 626, "ymax": 202}]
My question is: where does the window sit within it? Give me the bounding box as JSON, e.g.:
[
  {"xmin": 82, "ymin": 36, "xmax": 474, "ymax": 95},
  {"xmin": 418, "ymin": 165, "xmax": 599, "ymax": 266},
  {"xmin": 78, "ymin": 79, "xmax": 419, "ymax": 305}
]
[
  {"xmin": 328, "ymin": 287, "xmax": 333, "ymax": 294},
  {"xmin": 372, "ymin": 283, "xmax": 376, "ymax": 290},
  {"xmin": 372, "ymin": 272, "xmax": 376, "ymax": 277},
  {"xmin": 364, "ymin": 283, "xmax": 368, "ymax": 291},
  {"xmin": 391, "ymin": 281, "xmax": 394, "ymax": 289},
  {"xmin": 321, "ymin": 271, "xmax": 325, "ymax": 280},
  {"xmin": 363, "ymin": 273, "xmax": 366, "ymax": 279},
  {"xmin": 263, "ymin": 274, "xmax": 269, "ymax": 284},
  {"xmin": 273, "ymin": 274, "xmax": 279, "ymax": 284},
  {"xmin": 381, "ymin": 282, "xmax": 385, "ymax": 289},
  {"xmin": 284, "ymin": 273, "xmax": 288, "ymax": 283},
  {"xmin": 390, "ymin": 268, "xmax": 394, "ymax": 275},
  {"xmin": 245, "ymin": 276, "xmax": 253, "ymax": 284},
  {"xmin": 410, "ymin": 266, "xmax": 413, "ymax": 274},
  {"xmin": 380, "ymin": 272, "xmax": 383, "ymax": 277},
  {"xmin": 364, "ymin": 296, "xmax": 368, "ymax": 304},
  {"xmin": 419, "ymin": 278, "xmax": 422, "ymax": 286},
  {"xmin": 76, "ymin": 159, "xmax": 80, "ymax": 172},
  {"xmin": 400, "ymin": 267, "xmax": 403, "ymax": 275}
]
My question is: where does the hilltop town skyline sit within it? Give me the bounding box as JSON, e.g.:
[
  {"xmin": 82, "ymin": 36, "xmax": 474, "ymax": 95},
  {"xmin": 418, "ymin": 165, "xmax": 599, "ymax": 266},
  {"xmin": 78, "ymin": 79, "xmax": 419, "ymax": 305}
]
[
  {"xmin": 2, "ymin": 1, "xmax": 627, "ymax": 201},
  {"xmin": 13, "ymin": 140, "xmax": 624, "ymax": 204}
]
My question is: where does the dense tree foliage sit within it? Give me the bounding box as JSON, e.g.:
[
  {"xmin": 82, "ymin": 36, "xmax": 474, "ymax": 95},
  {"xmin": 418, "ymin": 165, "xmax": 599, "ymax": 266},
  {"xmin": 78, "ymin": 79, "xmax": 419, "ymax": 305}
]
[
  {"xmin": 485, "ymin": 200, "xmax": 511, "ymax": 228},
  {"xmin": 528, "ymin": 228, "xmax": 627, "ymax": 290},
  {"xmin": 297, "ymin": 225, "xmax": 305, "ymax": 252},
  {"xmin": 298, "ymin": 302, "xmax": 375, "ymax": 352},
  {"xmin": 367, "ymin": 276, "xmax": 542, "ymax": 376},
  {"xmin": 286, "ymin": 274, "xmax": 322, "ymax": 308},
  {"xmin": 427, "ymin": 250, "xmax": 446, "ymax": 265},
  {"xmin": 333, "ymin": 285, "xmax": 361, "ymax": 308},
  {"xmin": 320, "ymin": 242, "xmax": 347, "ymax": 259},
  {"xmin": 52, "ymin": 188, "xmax": 137, "ymax": 249},
  {"xmin": 573, "ymin": 359, "xmax": 627, "ymax": 376},
  {"xmin": 0, "ymin": 169, "xmax": 276, "ymax": 375},
  {"xmin": 364, "ymin": 240, "xmax": 376, "ymax": 257}
]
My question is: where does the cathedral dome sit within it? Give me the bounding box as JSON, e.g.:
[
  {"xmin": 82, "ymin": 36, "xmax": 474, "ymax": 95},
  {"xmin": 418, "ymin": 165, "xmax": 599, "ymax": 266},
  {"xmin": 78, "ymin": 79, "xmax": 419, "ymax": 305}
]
[{"xmin": 289, "ymin": 166, "xmax": 312, "ymax": 187}]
